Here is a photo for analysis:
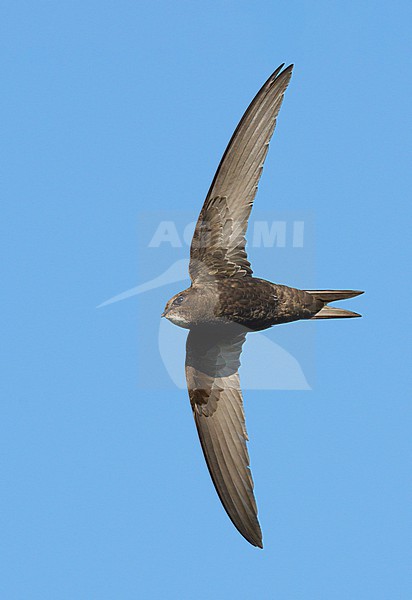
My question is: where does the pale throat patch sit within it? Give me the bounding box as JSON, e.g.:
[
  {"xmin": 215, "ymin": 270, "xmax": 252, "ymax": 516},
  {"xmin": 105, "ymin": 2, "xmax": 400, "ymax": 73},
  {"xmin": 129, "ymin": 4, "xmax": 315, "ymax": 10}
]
[{"xmin": 166, "ymin": 313, "xmax": 191, "ymax": 329}]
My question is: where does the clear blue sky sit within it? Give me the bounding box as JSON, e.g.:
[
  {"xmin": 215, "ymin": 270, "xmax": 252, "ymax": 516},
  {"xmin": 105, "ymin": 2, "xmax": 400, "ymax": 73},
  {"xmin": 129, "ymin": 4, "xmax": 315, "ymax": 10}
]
[{"xmin": 2, "ymin": 2, "xmax": 411, "ymax": 598}]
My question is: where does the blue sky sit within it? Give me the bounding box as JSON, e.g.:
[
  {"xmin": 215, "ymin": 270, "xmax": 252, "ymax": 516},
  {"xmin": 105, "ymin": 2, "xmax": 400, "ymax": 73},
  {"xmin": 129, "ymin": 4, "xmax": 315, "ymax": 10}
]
[{"xmin": 2, "ymin": 1, "xmax": 412, "ymax": 598}]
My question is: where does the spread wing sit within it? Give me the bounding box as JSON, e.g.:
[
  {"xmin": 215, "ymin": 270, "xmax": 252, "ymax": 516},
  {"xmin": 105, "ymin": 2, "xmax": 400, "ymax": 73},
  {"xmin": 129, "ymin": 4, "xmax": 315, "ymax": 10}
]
[
  {"xmin": 189, "ymin": 64, "xmax": 293, "ymax": 282},
  {"xmin": 185, "ymin": 325, "xmax": 262, "ymax": 548}
]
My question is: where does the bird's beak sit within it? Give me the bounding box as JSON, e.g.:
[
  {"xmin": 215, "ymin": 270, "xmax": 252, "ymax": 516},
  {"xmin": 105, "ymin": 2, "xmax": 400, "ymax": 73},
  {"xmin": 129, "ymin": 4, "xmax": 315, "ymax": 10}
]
[{"xmin": 161, "ymin": 310, "xmax": 166, "ymax": 318}]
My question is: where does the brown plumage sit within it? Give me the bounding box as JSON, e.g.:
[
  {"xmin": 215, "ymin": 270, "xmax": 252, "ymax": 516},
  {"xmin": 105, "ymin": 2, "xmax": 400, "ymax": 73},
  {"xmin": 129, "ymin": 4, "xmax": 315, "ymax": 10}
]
[{"xmin": 162, "ymin": 64, "xmax": 363, "ymax": 548}]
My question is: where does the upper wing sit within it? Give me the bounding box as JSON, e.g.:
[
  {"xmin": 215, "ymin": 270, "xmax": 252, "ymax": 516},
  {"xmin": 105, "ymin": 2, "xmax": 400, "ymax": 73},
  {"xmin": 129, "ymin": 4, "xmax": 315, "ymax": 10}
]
[
  {"xmin": 189, "ymin": 64, "xmax": 293, "ymax": 282},
  {"xmin": 185, "ymin": 325, "xmax": 262, "ymax": 548}
]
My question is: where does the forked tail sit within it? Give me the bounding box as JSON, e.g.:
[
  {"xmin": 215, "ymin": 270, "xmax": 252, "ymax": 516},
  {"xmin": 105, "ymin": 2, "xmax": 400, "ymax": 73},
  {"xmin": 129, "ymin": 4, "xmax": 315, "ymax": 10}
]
[{"xmin": 305, "ymin": 289, "xmax": 364, "ymax": 319}]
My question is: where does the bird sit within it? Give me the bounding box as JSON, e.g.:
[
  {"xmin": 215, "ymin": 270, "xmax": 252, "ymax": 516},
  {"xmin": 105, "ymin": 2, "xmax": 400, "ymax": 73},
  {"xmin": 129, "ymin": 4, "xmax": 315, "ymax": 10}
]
[{"xmin": 161, "ymin": 64, "xmax": 363, "ymax": 548}]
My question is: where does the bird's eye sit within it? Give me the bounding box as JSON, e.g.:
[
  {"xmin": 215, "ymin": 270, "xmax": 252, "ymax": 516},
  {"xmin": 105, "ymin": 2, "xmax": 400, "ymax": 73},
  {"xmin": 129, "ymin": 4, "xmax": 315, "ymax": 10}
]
[{"xmin": 173, "ymin": 295, "xmax": 184, "ymax": 306}]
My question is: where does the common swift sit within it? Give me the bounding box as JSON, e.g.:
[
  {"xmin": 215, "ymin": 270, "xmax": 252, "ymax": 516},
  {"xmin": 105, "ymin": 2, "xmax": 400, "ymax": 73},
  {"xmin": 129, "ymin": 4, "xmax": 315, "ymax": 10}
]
[{"xmin": 162, "ymin": 64, "xmax": 363, "ymax": 548}]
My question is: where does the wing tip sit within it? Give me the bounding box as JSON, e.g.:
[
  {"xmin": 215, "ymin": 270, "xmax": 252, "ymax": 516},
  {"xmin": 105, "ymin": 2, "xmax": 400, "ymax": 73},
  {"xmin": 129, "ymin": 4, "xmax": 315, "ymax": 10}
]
[
  {"xmin": 266, "ymin": 63, "xmax": 294, "ymax": 92},
  {"xmin": 269, "ymin": 62, "xmax": 292, "ymax": 79},
  {"xmin": 256, "ymin": 538, "xmax": 264, "ymax": 549},
  {"xmin": 238, "ymin": 519, "xmax": 263, "ymax": 549},
  {"xmin": 245, "ymin": 530, "xmax": 263, "ymax": 549}
]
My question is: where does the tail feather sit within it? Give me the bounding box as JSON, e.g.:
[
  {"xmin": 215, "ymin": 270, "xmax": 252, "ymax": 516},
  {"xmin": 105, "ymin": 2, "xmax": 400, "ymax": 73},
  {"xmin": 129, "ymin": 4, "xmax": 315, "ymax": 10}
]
[
  {"xmin": 306, "ymin": 289, "xmax": 364, "ymax": 302},
  {"xmin": 311, "ymin": 305, "xmax": 361, "ymax": 319},
  {"xmin": 306, "ymin": 289, "xmax": 363, "ymax": 320}
]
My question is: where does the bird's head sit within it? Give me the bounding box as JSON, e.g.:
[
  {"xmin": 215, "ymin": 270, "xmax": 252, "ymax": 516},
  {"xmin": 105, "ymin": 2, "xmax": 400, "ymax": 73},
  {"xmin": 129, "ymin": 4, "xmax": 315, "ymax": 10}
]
[{"xmin": 161, "ymin": 288, "xmax": 193, "ymax": 329}]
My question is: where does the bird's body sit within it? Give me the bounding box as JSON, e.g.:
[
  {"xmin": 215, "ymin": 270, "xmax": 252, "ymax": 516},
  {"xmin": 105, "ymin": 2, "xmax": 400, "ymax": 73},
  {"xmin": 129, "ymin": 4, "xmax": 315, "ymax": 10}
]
[
  {"xmin": 165, "ymin": 277, "xmax": 327, "ymax": 330},
  {"xmin": 161, "ymin": 64, "xmax": 363, "ymax": 548}
]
